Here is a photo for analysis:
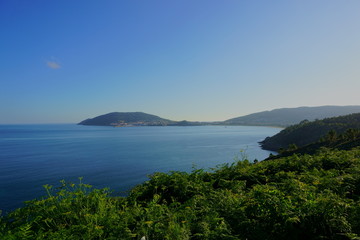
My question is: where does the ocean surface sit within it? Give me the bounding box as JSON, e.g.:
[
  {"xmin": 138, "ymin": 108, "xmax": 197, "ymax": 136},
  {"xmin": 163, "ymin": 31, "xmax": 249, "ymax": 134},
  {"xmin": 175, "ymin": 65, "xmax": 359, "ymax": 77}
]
[{"xmin": 0, "ymin": 124, "xmax": 280, "ymax": 213}]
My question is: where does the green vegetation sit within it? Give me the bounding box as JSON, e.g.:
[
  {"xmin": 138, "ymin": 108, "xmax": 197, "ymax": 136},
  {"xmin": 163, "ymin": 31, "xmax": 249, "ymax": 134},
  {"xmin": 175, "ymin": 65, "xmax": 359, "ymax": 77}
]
[
  {"xmin": 266, "ymin": 128, "xmax": 360, "ymax": 160},
  {"xmin": 2, "ymin": 148, "xmax": 360, "ymax": 239},
  {"xmin": 261, "ymin": 113, "xmax": 360, "ymax": 151}
]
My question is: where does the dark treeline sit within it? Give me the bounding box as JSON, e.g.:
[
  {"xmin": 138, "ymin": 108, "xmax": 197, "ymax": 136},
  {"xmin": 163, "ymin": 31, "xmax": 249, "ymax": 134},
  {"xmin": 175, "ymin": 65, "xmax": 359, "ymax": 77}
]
[{"xmin": 260, "ymin": 113, "xmax": 360, "ymax": 151}]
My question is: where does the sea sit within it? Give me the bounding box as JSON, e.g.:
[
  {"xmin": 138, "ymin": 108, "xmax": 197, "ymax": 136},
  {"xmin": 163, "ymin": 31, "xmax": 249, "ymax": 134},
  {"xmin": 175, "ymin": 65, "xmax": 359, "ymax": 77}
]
[{"xmin": 0, "ymin": 124, "xmax": 280, "ymax": 214}]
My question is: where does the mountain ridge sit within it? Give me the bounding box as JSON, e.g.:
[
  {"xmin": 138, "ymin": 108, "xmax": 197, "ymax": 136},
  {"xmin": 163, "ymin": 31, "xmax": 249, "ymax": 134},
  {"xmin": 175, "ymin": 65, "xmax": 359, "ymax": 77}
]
[
  {"xmin": 78, "ymin": 105, "xmax": 360, "ymax": 127},
  {"xmin": 224, "ymin": 105, "xmax": 360, "ymax": 127}
]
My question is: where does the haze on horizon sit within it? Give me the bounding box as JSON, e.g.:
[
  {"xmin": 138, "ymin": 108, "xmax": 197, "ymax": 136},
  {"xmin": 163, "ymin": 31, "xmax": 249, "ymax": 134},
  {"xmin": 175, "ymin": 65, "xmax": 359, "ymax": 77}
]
[{"xmin": 1, "ymin": 1, "xmax": 360, "ymax": 124}]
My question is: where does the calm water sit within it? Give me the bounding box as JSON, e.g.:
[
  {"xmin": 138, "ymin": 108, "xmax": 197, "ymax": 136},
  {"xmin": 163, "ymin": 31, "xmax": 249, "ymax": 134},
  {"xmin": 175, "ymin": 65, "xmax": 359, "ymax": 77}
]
[{"xmin": 0, "ymin": 124, "xmax": 280, "ymax": 213}]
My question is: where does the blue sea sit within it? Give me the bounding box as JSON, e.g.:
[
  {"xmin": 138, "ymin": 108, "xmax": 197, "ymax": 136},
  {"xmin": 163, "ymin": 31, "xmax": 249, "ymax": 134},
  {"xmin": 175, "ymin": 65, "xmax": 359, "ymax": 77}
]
[{"xmin": 0, "ymin": 124, "xmax": 280, "ymax": 213}]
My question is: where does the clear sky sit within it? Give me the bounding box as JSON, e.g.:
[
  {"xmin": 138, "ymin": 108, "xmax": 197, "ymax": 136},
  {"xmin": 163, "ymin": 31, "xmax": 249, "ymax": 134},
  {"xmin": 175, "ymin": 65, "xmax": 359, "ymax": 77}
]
[{"xmin": 1, "ymin": 0, "xmax": 360, "ymax": 124}]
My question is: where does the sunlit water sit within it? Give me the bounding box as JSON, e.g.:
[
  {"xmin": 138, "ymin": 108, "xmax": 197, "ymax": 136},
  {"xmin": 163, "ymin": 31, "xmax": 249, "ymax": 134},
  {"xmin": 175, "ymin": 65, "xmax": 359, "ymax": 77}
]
[{"xmin": 0, "ymin": 124, "xmax": 280, "ymax": 213}]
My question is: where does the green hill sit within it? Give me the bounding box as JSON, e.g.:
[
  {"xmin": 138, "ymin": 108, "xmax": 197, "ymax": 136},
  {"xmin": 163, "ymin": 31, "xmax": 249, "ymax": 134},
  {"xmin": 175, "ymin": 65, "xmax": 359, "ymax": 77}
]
[
  {"xmin": 260, "ymin": 113, "xmax": 360, "ymax": 151},
  {"xmin": 224, "ymin": 105, "xmax": 360, "ymax": 127},
  {"xmin": 78, "ymin": 112, "xmax": 175, "ymax": 126},
  {"xmin": 265, "ymin": 126, "xmax": 360, "ymax": 160}
]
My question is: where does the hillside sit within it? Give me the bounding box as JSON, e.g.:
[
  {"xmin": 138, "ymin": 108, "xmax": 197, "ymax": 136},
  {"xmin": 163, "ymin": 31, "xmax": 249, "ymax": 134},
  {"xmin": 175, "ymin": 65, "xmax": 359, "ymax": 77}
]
[
  {"xmin": 224, "ymin": 105, "xmax": 360, "ymax": 127},
  {"xmin": 260, "ymin": 113, "xmax": 360, "ymax": 151},
  {"xmin": 78, "ymin": 112, "xmax": 175, "ymax": 126}
]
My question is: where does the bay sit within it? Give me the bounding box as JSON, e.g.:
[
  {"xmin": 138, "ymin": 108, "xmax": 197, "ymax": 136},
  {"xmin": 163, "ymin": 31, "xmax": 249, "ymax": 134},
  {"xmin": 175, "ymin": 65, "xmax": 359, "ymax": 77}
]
[{"xmin": 0, "ymin": 124, "xmax": 280, "ymax": 213}]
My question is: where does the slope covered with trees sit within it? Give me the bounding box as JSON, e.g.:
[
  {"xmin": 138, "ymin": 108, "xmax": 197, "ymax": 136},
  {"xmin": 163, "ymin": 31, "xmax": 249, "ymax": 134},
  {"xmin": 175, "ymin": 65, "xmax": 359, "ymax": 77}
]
[
  {"xmin": 260, "ymin": 113, "xmax": 360, "ymax": 151},
  {"xmin": 2, "ymin": 147, "xmax": 360, "ymax": 239},
  {"xmin": 265, "ymin": 128, "xmax": 360, "ymax": 160}
]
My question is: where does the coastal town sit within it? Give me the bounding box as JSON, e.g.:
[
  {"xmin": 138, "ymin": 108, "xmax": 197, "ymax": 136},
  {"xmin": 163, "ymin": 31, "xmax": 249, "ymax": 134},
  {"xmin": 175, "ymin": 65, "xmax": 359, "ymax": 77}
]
[{"xmin": 109, "ymin": 120, "xmax": 169, "ymax": 127}]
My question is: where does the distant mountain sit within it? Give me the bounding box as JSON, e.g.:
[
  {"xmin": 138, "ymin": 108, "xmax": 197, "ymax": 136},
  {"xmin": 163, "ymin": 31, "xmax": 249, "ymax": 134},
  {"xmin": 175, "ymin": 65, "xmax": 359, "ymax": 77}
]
[
  {"xmin": 260, "ymin": 113, "xmax": 360, "ymax": 151},
  {"xmin": 78, "ymin": 112, "xmax": 175, "ymax": 126},
  {"xmin": 80, "ymin": 106, "xmax": 360, "ymax": 127},
  {"xmin": 223, "ymin": 106, "xmax": 360, "ymax": 127}
]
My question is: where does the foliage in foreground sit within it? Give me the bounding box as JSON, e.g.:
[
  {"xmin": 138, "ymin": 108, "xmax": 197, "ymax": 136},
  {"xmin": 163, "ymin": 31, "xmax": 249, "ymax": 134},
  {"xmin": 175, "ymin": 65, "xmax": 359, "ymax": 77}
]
[{"xmin": 2, "ymin": 148, "xmax": 360, "ymax": 239}]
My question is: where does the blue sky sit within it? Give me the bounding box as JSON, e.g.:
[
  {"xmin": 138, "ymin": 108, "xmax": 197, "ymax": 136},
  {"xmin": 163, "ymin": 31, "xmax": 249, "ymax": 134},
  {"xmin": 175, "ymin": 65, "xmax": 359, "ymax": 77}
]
[{"xmin": 1, "ymin": 1, "xmax": 360, "ymax": 123}]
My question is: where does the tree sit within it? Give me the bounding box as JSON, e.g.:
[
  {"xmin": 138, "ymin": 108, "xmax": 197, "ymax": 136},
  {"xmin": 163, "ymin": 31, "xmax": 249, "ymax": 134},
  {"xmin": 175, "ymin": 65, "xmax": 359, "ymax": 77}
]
[{"xmin": 326, "ymin": 130, "xmax": 337, "ymax": 142}]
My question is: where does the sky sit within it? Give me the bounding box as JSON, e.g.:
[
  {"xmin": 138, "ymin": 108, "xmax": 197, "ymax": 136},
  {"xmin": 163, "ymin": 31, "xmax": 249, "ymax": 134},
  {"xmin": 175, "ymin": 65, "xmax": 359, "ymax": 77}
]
[{"xmin": 1, "ymin": 0, "xmax": 360, "ymax": 124}]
